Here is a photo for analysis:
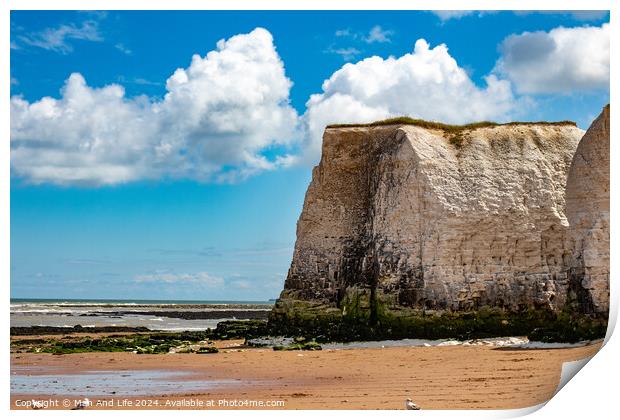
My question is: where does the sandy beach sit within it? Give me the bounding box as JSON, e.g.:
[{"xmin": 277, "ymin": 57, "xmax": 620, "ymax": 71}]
[{"xmin": 11, "ymin": 340, "xmax": 601, "ymax": 410}]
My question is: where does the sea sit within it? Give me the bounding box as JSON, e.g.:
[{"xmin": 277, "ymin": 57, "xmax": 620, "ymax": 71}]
[{"xmin": 10, "ymin": 298, "xmax": 274, "ymax": 331}]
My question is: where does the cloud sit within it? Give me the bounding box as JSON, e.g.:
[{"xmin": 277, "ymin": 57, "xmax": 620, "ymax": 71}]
[
  {"xmin": 302, "ymin": 39, "xmax": 516, "ymax": 163},
  {"xmin": 566, "ymin": 11, "xmax": 609, "ymax": 21},
  {"xmin": 324, "ymin": 46, "xmax": 361, "ymax": 61},
  {"xmin": 133, "ymin": 78, "xmax": 159, "ymax": 86},
  {"xmin": 434, "ymin": 10, "xmax": 608, "ymax": 22},
  {"xmin": 114, "ymin": 43, "xmax": 132, "ymax": 55},
  {"xmin": 17, "ymin": 20, "xmax": 103, "ymax": 54},
  {"xmin": 116, "ymin": 75, "xmax": 161, "ymax": 86},
  {"xmin": 365, "ymin": 25, "xmax": 394, "ymax": 43},
  {"xmin": 495, "ymin": 23, "xmax": 609, "ymax": 94},
  {"xmin": 335, "ymin": 28, "xmax": 353, "ymax": 37},
  {"xmin": 334, "ymin": 25, "xmax": 394, "ymax": 44},
  {"xmin": 135, "ymin": 270, "xmax": 224, "ymax": 287},
  {"xmin": 514, "ymin": 11, "xmax": 609, "ymax": 21},
  {"xmin": 12, "ymin": 25, "xmax": 610, "ymax": 185},
  {"xmin": 432, "ymin": 11, "xmax": 477, "ymax": 21},
  {"xmin": 11, "ymin": 74, "xmax": 158, "ymax": 185},
  {"xmin": 11, "ymin": 28, "xmax": 299, "ymax": 185}
]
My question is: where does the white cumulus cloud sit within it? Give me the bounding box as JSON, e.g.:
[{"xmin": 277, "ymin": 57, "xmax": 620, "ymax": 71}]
[
  {"xmin": 302, "ymin": 39, "xmax": 516, "ymax": 162},
  {"xmin": 11, "ymin": 28, "xmax": 299, "ymax": 185},
  {"xmin": 12, "ymin": 25, "xmax": 609, "ymax": 184},
  {"xmin": 11, "ymin": 73, "xmax": 157, "ymax": 185},
  {"xmin": 495, "ymin": 23, "xmax": 609, "ymax": 94}
]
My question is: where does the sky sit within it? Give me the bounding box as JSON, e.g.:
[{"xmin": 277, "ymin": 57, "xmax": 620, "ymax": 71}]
[{"xmin": 10, "ymin": 10, "xmax": 610, "ymax": 300}]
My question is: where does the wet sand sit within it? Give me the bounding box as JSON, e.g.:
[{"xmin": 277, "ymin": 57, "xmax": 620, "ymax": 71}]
[{"xmin": 11, "ymin": 342, "xmax": 601, "ymax": 410}]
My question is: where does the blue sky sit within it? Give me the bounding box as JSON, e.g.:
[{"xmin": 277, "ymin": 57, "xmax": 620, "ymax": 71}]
[{"xmin": 10, "ymin": 10, "xmax": 610, "ymax": 300}]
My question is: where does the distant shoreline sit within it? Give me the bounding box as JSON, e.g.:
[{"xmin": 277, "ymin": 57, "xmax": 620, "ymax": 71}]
[{"xmin": 11, "ymin": 300, "xmax": 274, "ymax": 332}]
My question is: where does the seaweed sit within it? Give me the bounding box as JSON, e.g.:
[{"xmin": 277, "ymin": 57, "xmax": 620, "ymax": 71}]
[
  {"xmin": 12, "ymin": 321, "xmax": 270, "ymax": 355},
  {"xmin": 268, "ymin": 303, "xmax": 607, "ymax": 344}
]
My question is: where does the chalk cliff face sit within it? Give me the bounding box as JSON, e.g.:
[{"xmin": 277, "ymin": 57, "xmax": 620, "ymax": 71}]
[
  {"xmin": 565, "ymin": 105, "xmax": 610, "ymax": 315},
  {"xmin": 271, "ymin": 111, "xmax": 609, "ymax": 336}
]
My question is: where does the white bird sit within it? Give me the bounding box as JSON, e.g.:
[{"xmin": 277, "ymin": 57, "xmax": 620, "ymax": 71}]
[{"xmin": 405, "ymin": 398, "xmax": 420, "ymax": 410}]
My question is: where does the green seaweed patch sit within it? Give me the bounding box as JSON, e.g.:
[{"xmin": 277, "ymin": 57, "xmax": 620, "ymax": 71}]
[
  {"xmin": 196, "ymin": 346, "xmax": 219, "ymax": 354},
  {"xmin": 268, "ymin": 303, "xmax": 607, "ymax": 344},
  {"xmin": 341, "ymin": 288, "xmax": 373, "ymax": 323},
  {"xmin": 25, "ymin": 332, "xmax": 210, "ymax": 355},
  {"xmin": 47, "ymin": 338, "xmax": 162, "ymax": 355},
  {"xmin": 13, "ymin": 321, "xmax": 271, "ymax": 355},
  {"xmin": 273, "ymin": 341, "xmax": 322, "ymax": 351},
  {"xmin": 11, "ymin": 338, "xmax": 46, "ymax": 346},
  {"xmin": 211, "ymin": 319, "xmax": 268, "ymax": 339}
]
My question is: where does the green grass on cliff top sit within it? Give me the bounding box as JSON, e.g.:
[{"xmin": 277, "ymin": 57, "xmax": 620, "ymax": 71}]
[{"xmin": 326, "ymin": 117, "xmax": 577, "ymax": 132}]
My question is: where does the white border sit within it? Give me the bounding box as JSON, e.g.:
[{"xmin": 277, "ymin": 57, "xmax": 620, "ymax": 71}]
[{"xmin": 3, "ymin": 1, "xmax": 617, "ymax": 419}]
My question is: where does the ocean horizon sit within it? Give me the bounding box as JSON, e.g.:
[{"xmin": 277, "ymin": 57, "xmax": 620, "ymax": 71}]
[{"xmin": 11, "ymin": 297, "xmax": 276, "ymax": 305}]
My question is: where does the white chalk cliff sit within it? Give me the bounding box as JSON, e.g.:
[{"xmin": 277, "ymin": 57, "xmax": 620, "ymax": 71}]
[
  {"xmin": 272, "ymin": 108, "xmax": 609, "ymax": 333},
  {"xmin": 565, "ymin": 105, "xmax": 610, "ymax": 314}
]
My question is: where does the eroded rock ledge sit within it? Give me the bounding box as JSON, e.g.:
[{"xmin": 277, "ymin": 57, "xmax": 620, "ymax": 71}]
[{"xmin": 270, "ymin": 108, "xmax": 610, "ymax": 342}]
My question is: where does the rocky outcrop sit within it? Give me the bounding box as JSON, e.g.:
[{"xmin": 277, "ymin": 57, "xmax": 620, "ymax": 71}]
[
  {"xmin": 565, "ymin": 105, "xmax": 610, "ymax": 315},
  {"xmin": 271, "ymin": 111, "xmax": 610, "ymax": 340}
]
